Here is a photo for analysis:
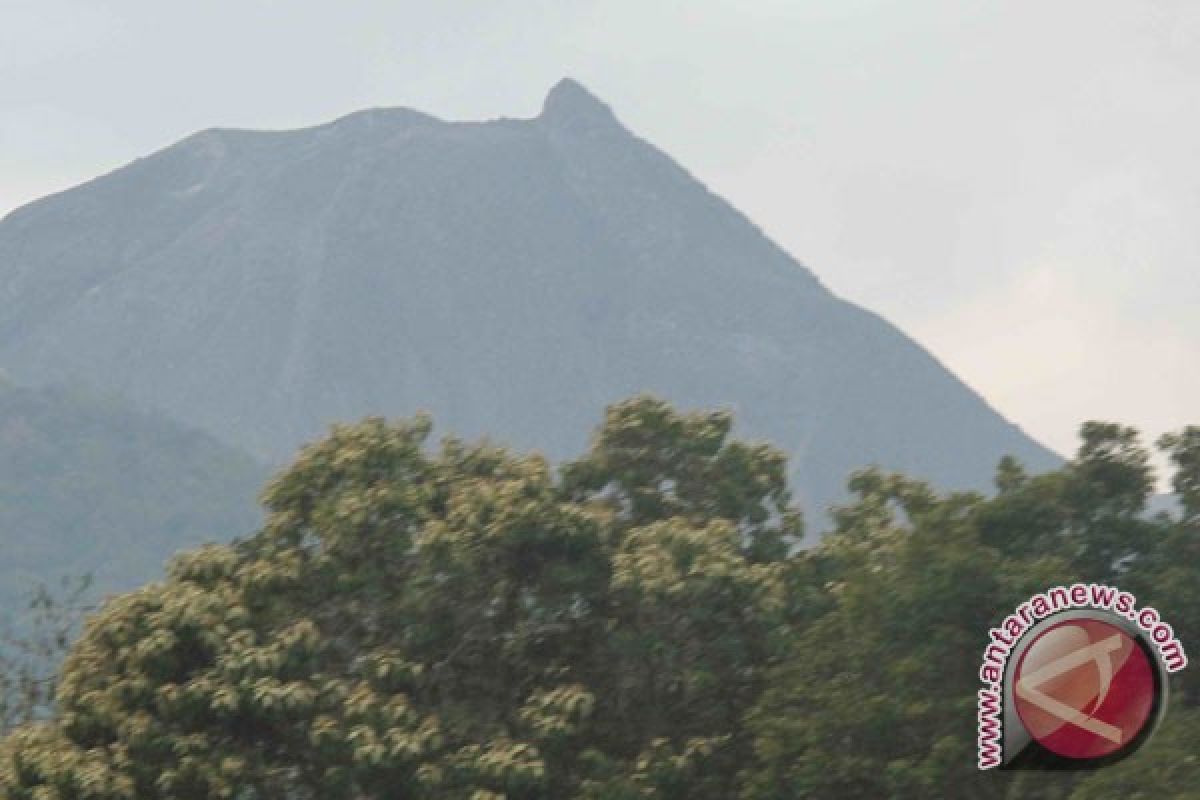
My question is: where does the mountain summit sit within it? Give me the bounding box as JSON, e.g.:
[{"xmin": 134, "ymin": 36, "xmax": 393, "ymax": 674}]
[
  {"xmin": 540, "ymin": 77, "xmax": 622, "ymax": 130},
  {"xmin": 0, "ymin": 80, "xmax": 1059, "ymax": 516}
]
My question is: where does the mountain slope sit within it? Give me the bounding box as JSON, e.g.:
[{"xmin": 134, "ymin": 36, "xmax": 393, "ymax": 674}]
[
  {"xmin": 0, "ymin": 381, "xmax": 265, "ymax": 610},
  {"xmin": 0, "ymin": 79, "xmax": 1060, "ymax": 516}
]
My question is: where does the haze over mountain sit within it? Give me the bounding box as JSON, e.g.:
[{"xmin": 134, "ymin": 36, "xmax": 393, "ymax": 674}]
[
  {"xmin": 0, "ymin": 380, "xmax": 265, "ymax": 613},
  {"xmin": 0, "ymin": 79, "xmax": 1060, "ymax": 517}
]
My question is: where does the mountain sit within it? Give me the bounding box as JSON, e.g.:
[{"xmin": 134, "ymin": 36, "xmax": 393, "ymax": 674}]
[
  {"xmin": 0, "ymin": 78, "xmax": 1060, "ymax": 519},
  {"xmin": 0, "ymin": 381, "xmax": 265, "ymax": 612}
]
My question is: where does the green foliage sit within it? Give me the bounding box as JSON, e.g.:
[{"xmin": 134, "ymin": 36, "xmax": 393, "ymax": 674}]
[
  {"xmin": 1066, "ymin": 709, "xmax": 1200, "ymax": 799},
  {"xmin": 0, "ymin": 399, "xmax": 796, "ymax": 798},
  {"xmin": 1158, "ymin": 427, "xmax": 1200, "ymax": 522},
  {"xmin": 973, "ymin": 420, "xmax": 1159, "ymax": 584},
  {"xmin": 741, "ymin": 422, "xmax": 1197, "ymax": 800},
  {"xmin": 1, "ymin": 399, "xmax": 1195, "ymax": 799},
  {"xmin": 743, "ymin": 472, "xmax": 1076, "ymax": 799},
  {"xmin": 561, "ymin": 396, "xmax": 803, "ymax": 560}
]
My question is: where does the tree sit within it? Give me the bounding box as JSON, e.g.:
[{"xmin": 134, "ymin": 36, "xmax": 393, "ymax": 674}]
[
  {"xmin": 741, "ymin": 468, "xmax": 1082, "ymax": 800},
  {"xmin": 1159, "ymin": 426, "xmax": 1200, "ymax": 522},
  {"xmin": 1060, "ymin": 422, "xmax": 1157, "ymax": 581},
  {"xmin": 1068, "ymin": 709, "xmax": 1200, "ymax": 799},
  {"xmin": 2, "ymin": 402, "xmax": 1196, "ymax": 800},
  {"xmin": 560, "ymin": 396, "xmax": 803, "ymax": 561},
  {"xmin": 974, "ymin": 422, "xmax": 1157, "ymax": 584},
  {"xmin": 0, "ymin": 576, "xmax": 92, "ymax": 735},
  {"xmin": 0, "ymin": 398, "xmax": 797, "ymax": 799},
  {"xmin": 1122, "ymin": 427, "xmax": 1200, "ymax": 708},
  {"xmin": 742, "ymin": 423, "xmax": 1197, "ymax": 800}
]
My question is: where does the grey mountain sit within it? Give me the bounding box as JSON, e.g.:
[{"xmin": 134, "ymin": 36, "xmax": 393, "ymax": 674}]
[
  {"xmin": 0, "ymin": 78, "xmax": 1060, "ymax": 520},
  {"xmin": 0, "ymin": 380, "xmax": 265, "ymax": 612}
]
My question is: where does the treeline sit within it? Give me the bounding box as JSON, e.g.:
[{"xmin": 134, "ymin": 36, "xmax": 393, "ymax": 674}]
[{"xmin": 1, "ymin": 397, "xmax": 1196, "ymax": 799}]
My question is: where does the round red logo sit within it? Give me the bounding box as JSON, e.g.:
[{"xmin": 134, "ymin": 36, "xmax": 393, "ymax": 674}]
[{"xmin": 1013, "ymin": 618, "xmax": 1157, "ymax": 760}]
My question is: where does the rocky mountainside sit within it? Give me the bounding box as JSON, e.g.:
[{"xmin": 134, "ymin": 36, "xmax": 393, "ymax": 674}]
[
  {"xmin": 0, "ymin": 380, "xmax": 265, "ymax": 611},
  {"xmin": 0, "ymin": 79, "xmax": 1060, "ymax": 518}
]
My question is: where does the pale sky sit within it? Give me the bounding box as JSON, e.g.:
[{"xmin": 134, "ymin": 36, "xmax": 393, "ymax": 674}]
[{"xmin": 3, "ymin": 0, "xmax": 1197, "ymax": 483}]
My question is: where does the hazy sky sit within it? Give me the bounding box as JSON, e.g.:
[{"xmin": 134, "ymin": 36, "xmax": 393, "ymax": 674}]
[{"xmin": 3, "ymin": 0, "xmax": 1197, "ymax": 480}]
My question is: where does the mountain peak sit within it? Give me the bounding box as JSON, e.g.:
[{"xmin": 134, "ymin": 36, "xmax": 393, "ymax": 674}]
[
  {"xmin": 540, "ymin": 78, "xmax": 620, "ymax": 131},
  {"xmin": 0, "ymin": 82, "xmax": 1062, "ymax": 520}
]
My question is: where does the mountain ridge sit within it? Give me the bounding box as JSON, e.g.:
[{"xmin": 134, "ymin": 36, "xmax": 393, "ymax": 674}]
[
  {"xmin": 0, "ymin": 381, "xmax": 266, "ymax": 612},
  {"xmin": 0, "ymin": 79, "xmax": 1060, "ymax": 518}
]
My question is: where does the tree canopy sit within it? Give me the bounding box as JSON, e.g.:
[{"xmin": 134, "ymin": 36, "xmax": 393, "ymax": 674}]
[{"xmin": 1, "ymin": 397, "xmax": 1196, "ymax": 799}]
